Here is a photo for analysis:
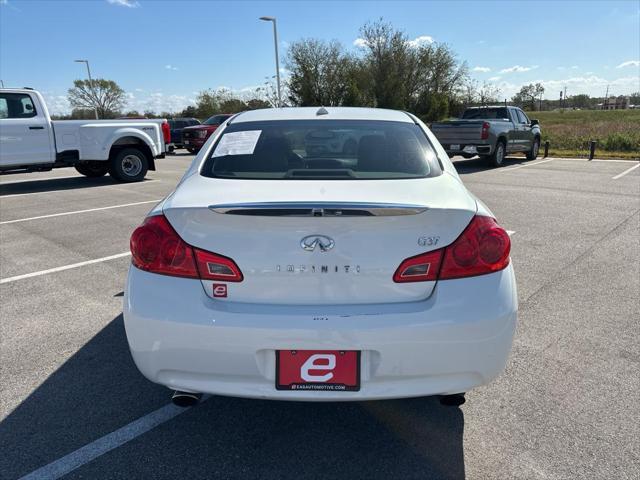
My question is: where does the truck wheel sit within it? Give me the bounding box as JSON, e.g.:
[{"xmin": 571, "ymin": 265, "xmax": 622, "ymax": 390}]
[
  {"xmin": 488, "ymin": 141, "xmax": 506, "ymax": 167},
  {"xmin": 109, "ymin": 148, "xmax": 149, "ymax": 183},
  {"xmin": 526, "ymin": 138, "xmax": 540, "ymax": 160},
  {"xmin": 75, "ymin": 162, "xmax": 109, "ymax": 178}
]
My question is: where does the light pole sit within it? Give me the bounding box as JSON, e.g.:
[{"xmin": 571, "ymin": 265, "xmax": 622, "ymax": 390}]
[
  {"xmin": 74, "ymin": 59, "xmax": 99, "ymax": 119},
  {"xmin": 259, "ymin": 16, "xmax": 281, "ymax": 107}
]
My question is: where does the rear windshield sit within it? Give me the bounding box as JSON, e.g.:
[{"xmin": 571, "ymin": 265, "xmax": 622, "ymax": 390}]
[
  {"xmin": 201, "ymin": 120, "xmax": 441, "ymax": 180},
  {"xmin": 462, "ymin": 108, "xmax": 509, "ymax": 120},
  {"xmin": 204, "ymin": 115, "xmax": 231, "ymax": 125}
]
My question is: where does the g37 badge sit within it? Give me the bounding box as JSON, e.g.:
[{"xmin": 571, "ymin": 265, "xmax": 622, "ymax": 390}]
[{"xmin": 418, "ymin": 236, "xmax": 440, "ymax": 247}]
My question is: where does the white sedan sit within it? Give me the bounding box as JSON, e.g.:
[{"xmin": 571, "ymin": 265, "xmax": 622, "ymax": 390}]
[{"xmin": 124, "ymin": 107, "xmax": 517, "ymax": 406}]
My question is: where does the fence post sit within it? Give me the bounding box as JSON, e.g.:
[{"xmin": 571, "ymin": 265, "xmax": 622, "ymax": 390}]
[
  {"xmin": 589, "ymin": 141, "xmax": 597, "ymax": 161},
  {"xmin": 544, "ymin": 141, "xmax": 550, "ymax": 158}
]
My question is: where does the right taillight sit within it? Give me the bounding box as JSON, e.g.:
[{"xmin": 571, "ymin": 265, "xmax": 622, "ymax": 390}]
[
  {"xmin": 130, "ymin": 215, "xmax": 243, "ymax": 281},
  {"xmin": 439, "ymin": 215, "xmax": 510, "ymax": 280},
  {"xmin": 481, "ymin": 122, "xmax": 490, "ymax": 140},
  {"xmin": 393, "ymin": 215, "xmax": 510, "ymax": 283}
]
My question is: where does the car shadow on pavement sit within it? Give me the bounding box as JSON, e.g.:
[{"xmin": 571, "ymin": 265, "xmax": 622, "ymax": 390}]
[
  {"xmin": 1, "ymin": 314, "xmax": 465, "ymax": 480},
  {"xmin": 452, "ymin": 155, "xmax": 530, "ymax": 175},
  {"xmin": 0, "ymin": 176, "xmax": 153, "ymax": 196}
]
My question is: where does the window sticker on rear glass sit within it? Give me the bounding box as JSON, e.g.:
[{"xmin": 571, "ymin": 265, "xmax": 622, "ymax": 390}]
[{"xmin": 212, "ymin": 130, "xmax": 262, "ymax": 157}]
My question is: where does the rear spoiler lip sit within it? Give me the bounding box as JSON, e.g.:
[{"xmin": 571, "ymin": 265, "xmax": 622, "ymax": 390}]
[{"xmin": 209, "ymin": 202, "xmax": 429, "ymax": 217}]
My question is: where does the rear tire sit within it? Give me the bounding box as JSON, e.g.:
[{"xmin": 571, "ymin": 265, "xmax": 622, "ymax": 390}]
[
  {"xmin": 488, "ymin": 141, "xmax": 506, "ymax": 167},
  {"xmin": 75, "ymin": 162, "xmax": 109, "ymax": 178},
  {"xmin": 186, "ymin": 147, "xmax": 198, "ymax": 154},
  {"xmin": 526, "ymin": 138, "xmax": 540, "ymax": 160},
  {"xmin": 109, "ymin": 148, "xmax": 148, "ymax": 183}
]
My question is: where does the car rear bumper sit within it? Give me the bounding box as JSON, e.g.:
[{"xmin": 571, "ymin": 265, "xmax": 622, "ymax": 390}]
[
  {"xmin": 444, "ymin": 143, "xmax": 493, "ymax": 156},
  {"xmin": 124, "ymin": 264, "xmax": 517, "ymax": 401},
  {"xmin": 182, "ymin": 137, "xmax": 206, "ymax": 148}
]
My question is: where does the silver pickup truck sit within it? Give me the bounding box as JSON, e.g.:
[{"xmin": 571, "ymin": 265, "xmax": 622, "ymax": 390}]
[{"xmin": 431, "ymin": 106, "xmax": 541, "ymax": 167}]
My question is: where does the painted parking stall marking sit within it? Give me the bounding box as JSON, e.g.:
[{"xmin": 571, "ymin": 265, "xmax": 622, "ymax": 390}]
[
  {"xmin": 612, "ymin": 162, "xmax": 640, "ymax": 180},
  {"xmin": 0, "ymin": 252, "xmax": 131, "ymax": 285},
  {"xmin": 0, "ymin": 200, "xmax": 160, "ymax": 225},
  {"xmin": 499, "ymin": 158, "xmax": 555, "ymax": 172},
  {"xmin": 18, "ymin": 398, "xmax": 209, "ymax": 480}
]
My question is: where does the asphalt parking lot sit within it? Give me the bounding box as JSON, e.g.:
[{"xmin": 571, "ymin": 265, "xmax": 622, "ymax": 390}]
[{"xmin": 1, "ymin": 152, "xmax": 638, "ymax": 479}]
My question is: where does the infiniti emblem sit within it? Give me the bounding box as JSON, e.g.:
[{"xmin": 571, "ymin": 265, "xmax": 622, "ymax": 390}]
[{"xmin": 300, "ymin": 235, "xmax": 335, "ymax": 252}]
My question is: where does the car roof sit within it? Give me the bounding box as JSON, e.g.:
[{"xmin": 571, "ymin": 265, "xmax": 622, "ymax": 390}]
[
  {"xmin": 466, "ymin": 106, "xmax": 511, "ymax": 109},
  {"xmin": 231, "ymin": 107, "xmax": 413, "ymax": 124}
]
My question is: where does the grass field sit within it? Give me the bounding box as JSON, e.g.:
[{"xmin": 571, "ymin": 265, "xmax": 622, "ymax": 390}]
[{"xmin": 524, "ymin": 109, "xmax": 640, "ymax": 159}]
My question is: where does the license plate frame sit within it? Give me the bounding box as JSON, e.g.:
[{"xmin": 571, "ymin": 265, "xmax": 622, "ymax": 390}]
[{"xmin": 276, "ymin": 350, "xmax": 361, "ymax": 392}]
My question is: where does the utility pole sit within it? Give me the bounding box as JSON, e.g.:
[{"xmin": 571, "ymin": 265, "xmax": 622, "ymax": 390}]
[
  {"xmin": 604, "ymin": 84, "xmax": 609, "ymax": 110},
  {"xmin": 563, "ymin": 86, "xmax": 567, "ymax": 109}
]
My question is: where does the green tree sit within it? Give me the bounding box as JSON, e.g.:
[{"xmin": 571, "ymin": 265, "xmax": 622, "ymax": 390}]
[
  {"xmin": 570, "ymin": 94, "xmax": 591, "ymax": 109},
  {"xmin": 67, "ymin": 78, "xmax": 126, "ymax": 118},
  {"xmin": 512, "ymin": 83, "xmax": 545, "ymax": 110},
  {"xmin": 180, "ymin": 105, "xmax": 198, "ymax": 118},
  {"xmin": 194, "ymin": 89, "xmax": 223, "ymax": 118},
  {"xmin": 286, "ymin": 39, "xmax": 357, "ymax": 106}
]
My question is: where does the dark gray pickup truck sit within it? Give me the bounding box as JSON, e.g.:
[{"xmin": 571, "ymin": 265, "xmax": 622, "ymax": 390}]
[{"xmin": 431, "ymin": 106, "xmax": 542, "ymax": 167}]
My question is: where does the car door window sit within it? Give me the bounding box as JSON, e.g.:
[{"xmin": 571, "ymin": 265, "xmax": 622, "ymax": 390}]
[
  {"xmin": 516, "ymin": 110, "xmax": 529, "ymax": 124},
  {"xmin": 0, "ymin": 97, "xmax": 8, "ymax": 119},
  {"xmin": 0, "ymin": 93, "xmax": 37, "ymax": 118}
]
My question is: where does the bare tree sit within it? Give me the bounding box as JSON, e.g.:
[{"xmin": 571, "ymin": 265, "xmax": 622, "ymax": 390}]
[{"xmin": 68, "ymin": 79, "xmax": 126, "ymax": 118}]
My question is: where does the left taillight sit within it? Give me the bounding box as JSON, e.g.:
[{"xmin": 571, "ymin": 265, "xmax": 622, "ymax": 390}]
[
  {"xmin": 162, "ymin": 121, "xmax": 171, "ymax": 144},
  {"xmin": 130, "ymin": 215, "xmax": 243, "ymax": 281},
  {"xmin": 481, "ymin": 122, "xmax": 490, "ymax": 140},
  {"xmin": 393, "ymin": 215, "xmax": 510, "ymax": 283}
]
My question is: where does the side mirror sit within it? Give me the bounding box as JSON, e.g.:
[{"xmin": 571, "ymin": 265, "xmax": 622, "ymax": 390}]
[{"xmin": 530, "ymin": 119, "xmax": 539, "ymax": 126}]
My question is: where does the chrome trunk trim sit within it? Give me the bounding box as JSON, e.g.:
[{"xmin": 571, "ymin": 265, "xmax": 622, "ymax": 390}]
[{"xmin": 209, "ymin": 202, "xmax": 428, "ymax": 217}]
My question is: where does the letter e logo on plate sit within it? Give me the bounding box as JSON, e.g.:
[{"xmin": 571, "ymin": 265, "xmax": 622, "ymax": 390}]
[
  {"xmin": 300, "ymin": 354, "xmax": 336, "ymax": 382},
  {"xmin": 212, "ymin": 284, "xmax": 227, "ymax": 298}
]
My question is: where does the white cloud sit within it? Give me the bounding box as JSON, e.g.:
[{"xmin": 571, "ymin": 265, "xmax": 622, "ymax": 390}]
[
  {"xmin": 353, "ymin": 38, "xmax": 367, "ymax": 48},
  {"xmin": 616, "ymin": 60, "xmax": 640, "ymax": 68},
  {"xmin": 571, "ymin": 65, "xmax": 579, "ymax": 69},
  {"xmin": 500, "ymin": 65, "xmax": 539, "ymax": 74},
  {"xmin": 106, "ymin": 0, "xmax": 140, "ymax": 7},
  {"xmin": 472, "ymin": 66, "xmax": 491, "ymax": 73},
  {"xmin": 164, "ymin": 64, "xmax": 178, "ymax": 71},
  {"xmin": 491, "ymin": 75, "xmax": 639, "ymax": 100},
  {"xmin": 407, "ymin": 35, "xmax": 435, "ymax": 48},
  {"xmin": 0, "ymin": 0, "xmax": 8, "ymax": 5},
  {"xmin": 488, "ymin": 76, "xmax": 502, "ymax": 82}
]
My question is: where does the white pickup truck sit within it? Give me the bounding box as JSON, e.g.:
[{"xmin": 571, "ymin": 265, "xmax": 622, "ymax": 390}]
[{"xmin": 0, "ymin": 88, "xmax": 170, "ymax": 182}]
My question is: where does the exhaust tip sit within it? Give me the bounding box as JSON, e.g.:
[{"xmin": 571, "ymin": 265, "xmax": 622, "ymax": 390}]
[
  {"xmin": 172, "ymin": 391, "xmax": 202, "ymax": 408},
  {"xmin": 439, "ymin": 393, "xmax": 466, "ymax": 407}
]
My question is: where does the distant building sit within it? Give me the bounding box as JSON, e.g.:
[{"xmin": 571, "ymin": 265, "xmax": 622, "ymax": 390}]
[{"xmin": 599, "ymin": 95, "xmax": 631, "ymax": 110}]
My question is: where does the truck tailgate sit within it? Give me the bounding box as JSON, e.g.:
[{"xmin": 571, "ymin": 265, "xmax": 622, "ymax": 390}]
[{"xmin": 430, "ymin": 121, "xmax": 483, "ymax": 144}]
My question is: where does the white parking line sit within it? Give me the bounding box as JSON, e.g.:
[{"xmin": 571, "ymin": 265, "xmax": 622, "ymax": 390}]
[
  {"xmin": 507, "ymin": 230, "xmax": 515, "ymax": 236},
  {"xmin": 0, "ymin": 252, "xmax": 130, "ymax": 285},
  {"xmin": 0, "ymin": 174, "xmax": 82, "ymax": 185},
  {"xmin": 0, "ymin": 200, "xmax": 160, "ymax": 225},
  {"xmin": 0, "ymin": 180, "xmax": 158, "ymax": 199},
  {"xmin": 19, "ymin": 400, "xmax": 204, "ymax": 480},
  {"xmin": 550, "ymin": 157, "xmax": 637, "ymax": 163},
  {"xmin": 500, "ymin": 158, "xmax": 554, "ymax": 172},
  {"xmin": 612, "ymin": 162, "xmax": 640, "ymax": 180}
]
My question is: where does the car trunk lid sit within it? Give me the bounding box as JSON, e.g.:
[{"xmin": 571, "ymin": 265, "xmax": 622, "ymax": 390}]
[{"xmin": 163, "ymin": 174, "xmax": 476, "ymax": 305}]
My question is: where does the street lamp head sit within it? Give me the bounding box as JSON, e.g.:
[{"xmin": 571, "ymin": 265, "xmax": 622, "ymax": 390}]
[
  {"xmin": 74, "ymin": 59, "xmax": 88, "ymax": 63},
  {"xmin": 259, "ymin": 16, "xmax": 275, "ymax": 21}
]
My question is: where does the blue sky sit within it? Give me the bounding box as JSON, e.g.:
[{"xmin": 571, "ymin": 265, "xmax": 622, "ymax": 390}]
[{"xmin": 1, "ymin": 0, "xmax": 638, "ymax": 114}]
